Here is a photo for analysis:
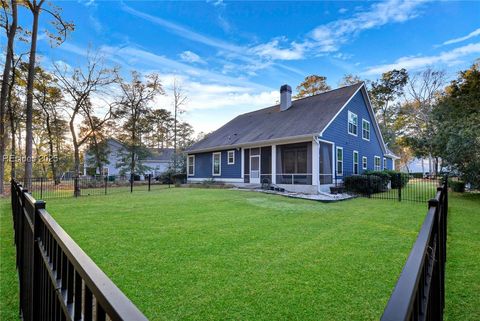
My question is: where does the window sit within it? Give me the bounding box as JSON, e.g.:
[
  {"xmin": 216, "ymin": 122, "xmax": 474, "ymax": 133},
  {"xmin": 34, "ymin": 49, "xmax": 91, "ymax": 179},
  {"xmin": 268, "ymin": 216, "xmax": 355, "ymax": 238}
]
[
  {"xmin": 188, "ymin": 155, "xmax": 195, "ymax": 176},
  {"xmin": 353, "ymin": 151, "xmax": 359, "ymax": 175},
  {"xmin": 348, "ymin": 111, "xmax": 358, "ymax": 136},
  {"xmin": 383, "ymin": 157, "xmax": 387, "ymax": 170},
  {"xmin": 336, "ymin": 147, "xmax": 343, "ymax": 176},
  {"xmin": 101, "ymin": 167, "xmax": 109, "ymax": 176},
  {"xmin": 374, "ymin": 156, "xmax": 381, "ymax": 171},
  {"xmin": 227, "ymin": 150, "xmax": 235, "ymax": 164},
  {"xmin": 212, "ymin": 152, "xmax": 221, "ymax": 176},
  {"xmin": 362, "ymin": 156, "xmax": 367, "ymax": 170},
  {"xmin": 362, "ymin": 119, "xmax": 370, "ymax": 140}
]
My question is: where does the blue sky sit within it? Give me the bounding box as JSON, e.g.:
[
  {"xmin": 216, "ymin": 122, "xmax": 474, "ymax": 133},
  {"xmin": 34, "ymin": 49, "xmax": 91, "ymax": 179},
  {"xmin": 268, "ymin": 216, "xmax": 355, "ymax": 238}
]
[{"xmin": 14, "ymin": 0, "xmax": 480, "ymax": 134}]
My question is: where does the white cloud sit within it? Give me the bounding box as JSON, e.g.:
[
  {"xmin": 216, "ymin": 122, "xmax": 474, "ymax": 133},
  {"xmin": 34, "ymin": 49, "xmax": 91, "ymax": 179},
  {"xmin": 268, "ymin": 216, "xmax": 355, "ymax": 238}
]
[
  {"xmin": 338, "ymin": 8, "xmax": 348, "ymax": 14},
  {"xmin": 309, "ymin": 0, "xmax": 427, "ymax": 52},
  {"xmin": 442, "ymin": 28, "xmax": 480, "ymax": 46},
  {"xmin": 363, "ymin": 42, "xmax": 480, "ymax": 75},
  {"xmin": 250, "ymin": 38, "xmax": 305, "ymax": 60},
  {"xmin": 179, "ymin": 51, "xmax": 206, "ymax": 64}
]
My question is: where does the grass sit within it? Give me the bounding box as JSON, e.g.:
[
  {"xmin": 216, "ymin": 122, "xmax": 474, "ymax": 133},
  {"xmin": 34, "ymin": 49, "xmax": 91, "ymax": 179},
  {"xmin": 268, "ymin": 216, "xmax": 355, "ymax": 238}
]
[{"xmin": 0, "ymin": 188, "xmax": 478, "ymax": 320}]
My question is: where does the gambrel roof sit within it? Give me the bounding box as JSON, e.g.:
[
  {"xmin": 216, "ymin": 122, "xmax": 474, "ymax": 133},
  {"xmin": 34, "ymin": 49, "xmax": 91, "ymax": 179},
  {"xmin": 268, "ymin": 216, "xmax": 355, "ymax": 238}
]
[{"xmin": 188, "ymin": 82, "xmax": 386, "ymax": 153}]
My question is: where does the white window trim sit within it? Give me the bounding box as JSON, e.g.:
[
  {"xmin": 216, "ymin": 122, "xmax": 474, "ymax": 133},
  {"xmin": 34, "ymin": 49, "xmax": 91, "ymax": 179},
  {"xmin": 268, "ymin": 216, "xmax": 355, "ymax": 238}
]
[
  {"xmin": 362, "ymin": 156, "xmax": 367, "ymax": 170},
  {"xmin": 374, "ymin": 156, "xmax": 381, "ymax": 171},
  {"xmin": 212, "ymin": 152, "xmax": 221, "ymax": 176},
  {"xmin": 348, "ymin": 111, "xmax": 358, "ymax": 136},
  {"xmin": 353, "ymin": 150, "xmax": 359, "ymax": 174},
  {"xmin": 383, "ymin": 157, "xmax": 387, "ymax": 170},
  {"xmin": 227, "ymin": 150, "xmax": 235, "ymax": 165},
  {"xmin": 336, "ymin": 146, "xmax": 343, "ymax": 176},
  {"xmin": 362, "ymin": 119, "xmax": 370, "ymax": 141},
  {"xmin": 187, "ymin": 155, "xmax": 195, "ymax": 176}
]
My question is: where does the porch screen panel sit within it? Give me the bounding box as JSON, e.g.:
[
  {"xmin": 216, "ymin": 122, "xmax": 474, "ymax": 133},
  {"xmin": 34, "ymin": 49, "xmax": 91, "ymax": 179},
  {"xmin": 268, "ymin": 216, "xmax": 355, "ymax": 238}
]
[
  {"xmin": 276, "ymin": 142, "xmax": 312, "ymax": 184},
  {"xmin": 244, "ymin": 148, "xmax": 250, "ymax": 183},
  {"xmin": 319, "ymin": 142, "xmax": 333, "ymax": 184},
  {"xmin": 260, "ymin": 146, "xmax": 272, "ymax": 184}
]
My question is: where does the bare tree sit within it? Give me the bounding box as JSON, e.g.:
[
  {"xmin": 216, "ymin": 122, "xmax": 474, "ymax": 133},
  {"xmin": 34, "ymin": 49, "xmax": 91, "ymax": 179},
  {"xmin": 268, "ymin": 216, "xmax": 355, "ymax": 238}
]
[
  {"xmin": 53, "ymin": 54, "xmax": 117, "ymax": 196},
  {"xmin": 171, "ymin": 78, "xmax": 187, "ymax": 153},
  {"xmin": 398, "ymin": 68, "xmax": 446, "ymax": 174},
  {"xmin": 23, "ymin": 0, "xmax": 74, "ymax": 186},
  {"xmin": 0, "ymin": 0, "xmax": 18, "ymax": 193}
]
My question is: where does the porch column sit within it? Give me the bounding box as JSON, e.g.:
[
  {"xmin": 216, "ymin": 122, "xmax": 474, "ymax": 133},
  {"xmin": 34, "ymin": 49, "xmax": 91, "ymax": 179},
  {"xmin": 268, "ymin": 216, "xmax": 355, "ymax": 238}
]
[
  {"xmin": 312, "ymin": 139, "xmax": 319, "ymax": 187},
  {"xmin": 271, "ymin": 145, "xmax": 276, "ymax": 184},
  {"xmin": 241, "ymin": 148, "xmax": 244, "ymax": 179}
]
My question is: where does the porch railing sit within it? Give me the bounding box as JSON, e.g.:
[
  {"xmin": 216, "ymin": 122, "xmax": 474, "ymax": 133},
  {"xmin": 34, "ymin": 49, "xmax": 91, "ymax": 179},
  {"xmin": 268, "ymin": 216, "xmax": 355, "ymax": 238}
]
[
  {"xmin": 10, "ymin": 180, "xmax": 148, "ymax": 321},
  {"xmin": 276, "ymin": 173, "xmax": 312, "ymax": 185}
]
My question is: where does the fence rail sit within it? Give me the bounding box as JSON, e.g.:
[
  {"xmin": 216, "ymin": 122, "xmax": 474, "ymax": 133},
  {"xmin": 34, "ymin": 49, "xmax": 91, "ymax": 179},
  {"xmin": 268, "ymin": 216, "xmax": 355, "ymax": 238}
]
[
  {"xmin": 11, "ymin": 180, "xmax": 149, "ymax": 321},
  {"xmin": 381, "ymin": 179, "xmax": 448, "ymax": 320}
]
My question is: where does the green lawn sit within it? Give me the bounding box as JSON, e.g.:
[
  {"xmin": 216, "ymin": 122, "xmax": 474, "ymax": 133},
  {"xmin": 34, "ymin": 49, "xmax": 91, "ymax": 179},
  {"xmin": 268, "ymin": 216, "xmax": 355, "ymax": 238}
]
[{"xmin": 1, "ymin": 189, "xmax": 479, "ymax": 320}]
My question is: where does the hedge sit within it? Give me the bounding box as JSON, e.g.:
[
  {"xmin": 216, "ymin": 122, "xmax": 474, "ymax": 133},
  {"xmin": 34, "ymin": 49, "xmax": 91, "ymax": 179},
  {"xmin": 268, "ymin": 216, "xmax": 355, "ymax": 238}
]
[
  {"xmin": 344, "ymin": 175, "xmax": 385, "ymax": 194},
  {"xmin": 448, "ymin": 180, "xmax": 465, "ymax": 193}
]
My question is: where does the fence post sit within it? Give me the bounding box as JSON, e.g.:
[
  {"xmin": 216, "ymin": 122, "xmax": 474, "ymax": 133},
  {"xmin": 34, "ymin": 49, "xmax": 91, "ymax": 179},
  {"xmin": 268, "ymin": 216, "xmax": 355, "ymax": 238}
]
[
  {"xmin": 148, "ymin": 174, "xmax": 151, "ymax": 192},
  {"xmin": 398, "ymin": 173, "xmax": 402, "ymax": 202},
  {"xmin": 367, "ymin": 175, "xmax": 372, "ymax": 198},
  {"xmin": 32, "ymin": 199, "xmax": 46, "ymax": 320},
  {"xmin": 104, "ymin": 176, "xmax": 108, "ymax": 195},
  {"xmin": 168, "ymin": 173, "xmax": 171, "ymax": 188},
  {"xmin": 40, "ymin": 177, "xmax": 43, "ymax": 199},
  {"xmin": 130, "ymin": 173, "xmax": 134, "ymax": 193}
]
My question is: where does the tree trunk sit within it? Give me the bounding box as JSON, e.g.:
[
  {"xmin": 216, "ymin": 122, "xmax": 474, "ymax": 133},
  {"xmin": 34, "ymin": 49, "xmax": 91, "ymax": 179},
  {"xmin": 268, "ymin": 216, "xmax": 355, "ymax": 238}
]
[
  {"xmin": 8, "ymin": 55, "xmax": 18, "ymax": 179},
  {"xmin": 44, "ymin": 113, "xmax": 58, "ymax": 183},
  {"xmin": 0, "ymin": 0, "xmax": 18, "ymax": 193},
  {"xmin": 24, "ymin": 5, "xmax": 40, "ymax": 187},
  {"xmin": 69, "ymin": 118, "xmax": 81, "ymax": 196}
]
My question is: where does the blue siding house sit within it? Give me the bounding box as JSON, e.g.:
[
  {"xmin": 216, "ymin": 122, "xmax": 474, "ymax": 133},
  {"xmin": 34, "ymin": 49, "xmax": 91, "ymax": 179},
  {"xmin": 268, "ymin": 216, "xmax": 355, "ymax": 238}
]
[{"xmin": 186, "ymin": 82, "xmax": 398, "ymax": 193}]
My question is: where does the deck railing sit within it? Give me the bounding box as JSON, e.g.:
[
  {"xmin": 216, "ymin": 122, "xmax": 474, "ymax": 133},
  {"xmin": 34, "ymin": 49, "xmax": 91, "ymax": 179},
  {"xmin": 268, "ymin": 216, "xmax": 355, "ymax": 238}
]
[
  {"xmin": 381, "ymin": 180, "xmax": 448, "ymax": 321},
  {"xmin": 11, "ymin": 180, "xmax": 148, "ymax": 321}
]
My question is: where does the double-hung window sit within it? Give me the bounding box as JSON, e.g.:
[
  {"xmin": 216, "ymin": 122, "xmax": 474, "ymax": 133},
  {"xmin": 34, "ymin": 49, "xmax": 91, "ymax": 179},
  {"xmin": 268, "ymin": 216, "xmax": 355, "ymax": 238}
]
[
  {"xmin": 362, "ymin": 119, "xmax": 370, "ymax": 140},
  {"xmin": 353, "ymin": 151, "xmax": 359, "ymax": 175},
  {"xmin": 383, "ymin": 157, "xmax": 387, "ymax": 170},
  {"xmin": 188, "ymin": 155, "xmax": 195, "ymax": 176},
  {"xmin": 212, "ymin": 152, "xmax": 221, "ymax": 176},
  {"xmin": 362, "ymin": 156, "xmax": 367, "ymax": 170},
  {"xmin": 336, "ymin": 147, "xmax": 343, "ymax": 176},
  {"xmin": 374, "ymin": 156, "xmax": 381, "ymax": 171},
  {"xmin": 227, "ymin": 150, "xmax": 235, "ymax": 165},
  {"xmin": 348, "ymin": 111, "xmax": 358, "ymax": 136}
]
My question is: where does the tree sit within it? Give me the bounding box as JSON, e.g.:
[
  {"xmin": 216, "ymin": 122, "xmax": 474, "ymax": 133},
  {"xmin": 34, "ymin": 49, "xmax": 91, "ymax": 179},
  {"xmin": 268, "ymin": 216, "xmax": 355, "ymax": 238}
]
[
  {"xmin": 433, "ymin": 60, "xmax": 480, "ymax": 187},
  {"xmin": 23, "ymin": 0, "xmax": 74, "ymax": 186},
  {"xmin": 176, "ymin": 122, "xmax": 194, "ymax": 150},
  {"xmin": 369, "ymin": 69, "xmax": 408, "ymax": 147},
  {"xmin": 116, "ymin": 71, "xmax": 164, "ymax": 177},
  {"xmin": 54, "ymin": 54, "xmax": 117, "ymax": 196},
  {"xmin": 338, "ymin": 74, "xmax": 362, "ymax": 87},
  {"xmin": 81, "ymin": 116, "xmax": 110, "ymax": 176},
  {"xmin": 146, "ymin": 108, "xmax": 174, "ymax": 148},
  {"xmin": 0, "ymin": 0, "xmax": 18, "ymax": 193},
  {"xmin": 32, "ymin": 66, "xmax": 65, "ymax": 182},
  {"xmin": 397, "ymin": 68, "xmax": 445, "ymax": 174},
  {"xmin": 171, "ymin": 78, "xmax": 187, "ymax": 152},
  {"xmin": 294, "ymin": 75, "xmax": 331, "ymax": 98}
]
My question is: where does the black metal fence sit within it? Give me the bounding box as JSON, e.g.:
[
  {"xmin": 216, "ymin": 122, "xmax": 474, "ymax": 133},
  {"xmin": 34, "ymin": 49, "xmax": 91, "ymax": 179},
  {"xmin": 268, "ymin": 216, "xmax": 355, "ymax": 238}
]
[
  {"xmin": 331, "ymin": 171, "xmax": 445, "ymax": 202},
  {"xmin": 11, "ymin": 174, "xmax": 178, "ymax": 199},
  {"xmin": 381, "ymin": 179, "xmax": 448, "ymax": 321},
  {"xmin": 10, "ymin": 180, "xmax": 149, "ymax": 321}
]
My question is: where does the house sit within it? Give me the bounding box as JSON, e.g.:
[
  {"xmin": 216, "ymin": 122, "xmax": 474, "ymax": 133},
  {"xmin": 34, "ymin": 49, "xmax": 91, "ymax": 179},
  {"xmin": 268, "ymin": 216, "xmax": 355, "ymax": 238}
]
[
  {"xmin": 83, "ymin": 138, "xmax": 174, "ymax": 178},
  {"xmin": 186, "ymin": 82, "xmax": 399, "ymax": 193}
]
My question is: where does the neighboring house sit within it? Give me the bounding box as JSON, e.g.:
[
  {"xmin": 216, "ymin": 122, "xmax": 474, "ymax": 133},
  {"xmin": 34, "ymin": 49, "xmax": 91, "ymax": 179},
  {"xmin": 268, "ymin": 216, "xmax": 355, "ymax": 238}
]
[
  {"xmin": 83, "ymin": 138, "xmax": 174, "ymax": 178},
  {"xmin": 186, "ymin": 82, "xmax": 399, "ymax": 193},
  {"xmin": 400, "ymin": 157, "xmax": 443, "ymax": 175}
]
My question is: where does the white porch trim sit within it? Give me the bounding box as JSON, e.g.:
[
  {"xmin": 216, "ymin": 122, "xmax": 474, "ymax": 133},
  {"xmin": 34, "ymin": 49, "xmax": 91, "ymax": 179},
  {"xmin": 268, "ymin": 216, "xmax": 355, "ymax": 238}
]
[
  {"xmin": 271, "ymin": 145, "xmax": 276, "ymax": 184},
  {"xmin": 312, "ymin": 138, "xmax": 319, "ymax": 187}
]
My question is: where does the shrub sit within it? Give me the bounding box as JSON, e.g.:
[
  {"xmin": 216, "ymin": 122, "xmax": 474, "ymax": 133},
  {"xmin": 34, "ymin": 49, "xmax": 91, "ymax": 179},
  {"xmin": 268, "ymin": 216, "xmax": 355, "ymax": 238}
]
[
  {"xmin": 363, "ymin": 170, "xmax": 390, "ymax": 190},
  {"xmin": 382, "ymin": 170, "xmax": 410, "ymax": 188},
  {"xmin": 448, "ymin": 180, "xmax": 465, "ymax": 193},
  {"xmin": 344, "ymin": 175, "xmax": 384, "ymax": 194}
]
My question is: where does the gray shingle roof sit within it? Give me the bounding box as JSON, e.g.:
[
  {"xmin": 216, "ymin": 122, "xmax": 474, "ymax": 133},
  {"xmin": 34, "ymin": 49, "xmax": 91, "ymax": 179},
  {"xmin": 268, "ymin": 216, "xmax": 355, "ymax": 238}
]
[{"xmin": 188, "ymin": 82, "xmax": 364, "ymax": 152}]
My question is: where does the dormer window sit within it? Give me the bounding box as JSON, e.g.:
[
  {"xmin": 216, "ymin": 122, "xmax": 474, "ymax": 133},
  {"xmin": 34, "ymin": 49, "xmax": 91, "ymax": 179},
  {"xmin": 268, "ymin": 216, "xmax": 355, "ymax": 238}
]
[{"xmin": 348, "ymin": 111, "xmax": 358, "ymax": 136}]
